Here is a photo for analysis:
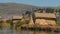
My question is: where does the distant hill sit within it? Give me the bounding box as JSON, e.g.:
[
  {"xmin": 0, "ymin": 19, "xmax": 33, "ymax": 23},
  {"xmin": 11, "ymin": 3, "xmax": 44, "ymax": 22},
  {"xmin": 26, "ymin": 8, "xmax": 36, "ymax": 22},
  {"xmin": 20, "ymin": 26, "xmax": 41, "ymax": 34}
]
[
  {"xmin": 0, "ymin": 3, "xmax": 60, "ymax": 18},
  {"xmin": 0, "ymin": 3, "xmax": 39, "ymax": 18}
]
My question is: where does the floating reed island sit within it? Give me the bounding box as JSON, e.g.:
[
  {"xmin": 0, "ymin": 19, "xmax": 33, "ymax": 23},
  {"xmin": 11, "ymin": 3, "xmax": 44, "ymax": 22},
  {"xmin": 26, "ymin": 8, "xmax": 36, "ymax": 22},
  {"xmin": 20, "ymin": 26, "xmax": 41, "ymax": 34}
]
[{"xmin": 20, "ymin": 12, "xmax": 60, "ymax": 32}]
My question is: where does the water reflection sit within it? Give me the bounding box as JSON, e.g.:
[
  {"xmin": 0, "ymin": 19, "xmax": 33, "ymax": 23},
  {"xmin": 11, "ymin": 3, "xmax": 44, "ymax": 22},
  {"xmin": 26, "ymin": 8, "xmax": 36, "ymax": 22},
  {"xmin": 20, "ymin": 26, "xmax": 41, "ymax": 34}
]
[
  {"xmin": 0, "ymin": 29, "xmax": 60, "ymax": 34},
  {"xmin": 0, "ymin": 29, "xmax": 13, "ymax": 34}
]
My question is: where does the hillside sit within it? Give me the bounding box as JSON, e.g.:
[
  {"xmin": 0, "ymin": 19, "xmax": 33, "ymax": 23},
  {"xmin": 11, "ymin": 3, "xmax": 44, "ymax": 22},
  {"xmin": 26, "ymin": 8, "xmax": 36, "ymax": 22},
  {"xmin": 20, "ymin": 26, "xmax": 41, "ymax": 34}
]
[
  {"xmin": 0, "ymin": 3, "xmax": 39, "ymax": 18},
  {"xmin": 0, "ymin": 3, "xmax": 60, "ymax": 18}
]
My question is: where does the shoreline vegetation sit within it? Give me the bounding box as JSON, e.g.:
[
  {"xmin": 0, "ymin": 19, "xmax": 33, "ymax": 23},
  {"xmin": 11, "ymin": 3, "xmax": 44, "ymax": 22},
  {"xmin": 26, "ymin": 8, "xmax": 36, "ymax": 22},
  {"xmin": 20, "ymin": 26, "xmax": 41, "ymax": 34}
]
[{"xmin": 0, "ymin": 19, "xmax": 30, "ymax": 29}]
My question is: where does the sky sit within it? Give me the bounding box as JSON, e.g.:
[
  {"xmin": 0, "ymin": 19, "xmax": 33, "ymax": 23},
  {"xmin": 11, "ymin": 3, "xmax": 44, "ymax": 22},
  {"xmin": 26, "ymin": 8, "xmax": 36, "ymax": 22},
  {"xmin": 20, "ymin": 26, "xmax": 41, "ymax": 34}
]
[{"xmin": 0, "ymin": 0, "xmax": 60, "ymax": 7}]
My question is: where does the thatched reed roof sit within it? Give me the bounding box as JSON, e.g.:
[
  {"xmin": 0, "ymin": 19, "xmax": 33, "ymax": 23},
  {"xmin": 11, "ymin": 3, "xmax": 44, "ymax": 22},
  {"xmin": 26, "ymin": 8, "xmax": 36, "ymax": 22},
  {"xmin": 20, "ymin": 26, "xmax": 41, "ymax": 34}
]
[
  {"xmin": 12, "ymin": 16, "xmax": 23, "ymax": 19},
  {"xmin": 34, "ymin": 13, "xmax": 56, "ymax": 18}
]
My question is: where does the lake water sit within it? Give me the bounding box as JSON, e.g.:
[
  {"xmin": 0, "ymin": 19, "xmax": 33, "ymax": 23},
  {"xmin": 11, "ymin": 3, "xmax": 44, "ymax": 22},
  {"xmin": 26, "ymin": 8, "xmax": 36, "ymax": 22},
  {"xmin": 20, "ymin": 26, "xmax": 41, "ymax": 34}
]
[{"xmin": 0, "ymin": 29, "xmax": 60, "ymax": 34}]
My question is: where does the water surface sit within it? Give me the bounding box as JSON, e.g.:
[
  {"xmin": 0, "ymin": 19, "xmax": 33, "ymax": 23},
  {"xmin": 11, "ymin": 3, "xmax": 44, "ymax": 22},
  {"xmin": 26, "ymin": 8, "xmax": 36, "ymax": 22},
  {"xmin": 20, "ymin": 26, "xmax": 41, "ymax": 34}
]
[{"xmin": 0, "ymin": 29, "xmax": 59, "ymax": 34}]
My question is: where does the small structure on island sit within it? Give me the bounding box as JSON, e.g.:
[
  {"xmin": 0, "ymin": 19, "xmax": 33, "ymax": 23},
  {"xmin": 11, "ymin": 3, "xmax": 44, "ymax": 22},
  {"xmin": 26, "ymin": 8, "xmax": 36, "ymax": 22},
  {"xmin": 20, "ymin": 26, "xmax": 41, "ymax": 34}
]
[
  {"xmin": 12, "ymin": 15, "xmax": 25, "ymax": 29},
  {"xmin": 34, "ymin": 12, "xmax": 56, "ymax": 26},
  {"xmin": 34, "ymin": 12, "xmax": 57, "ymax": 29},
  {"xmin": 12, "ymin": 16, "xmax": 23, "ymax": 22}
]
